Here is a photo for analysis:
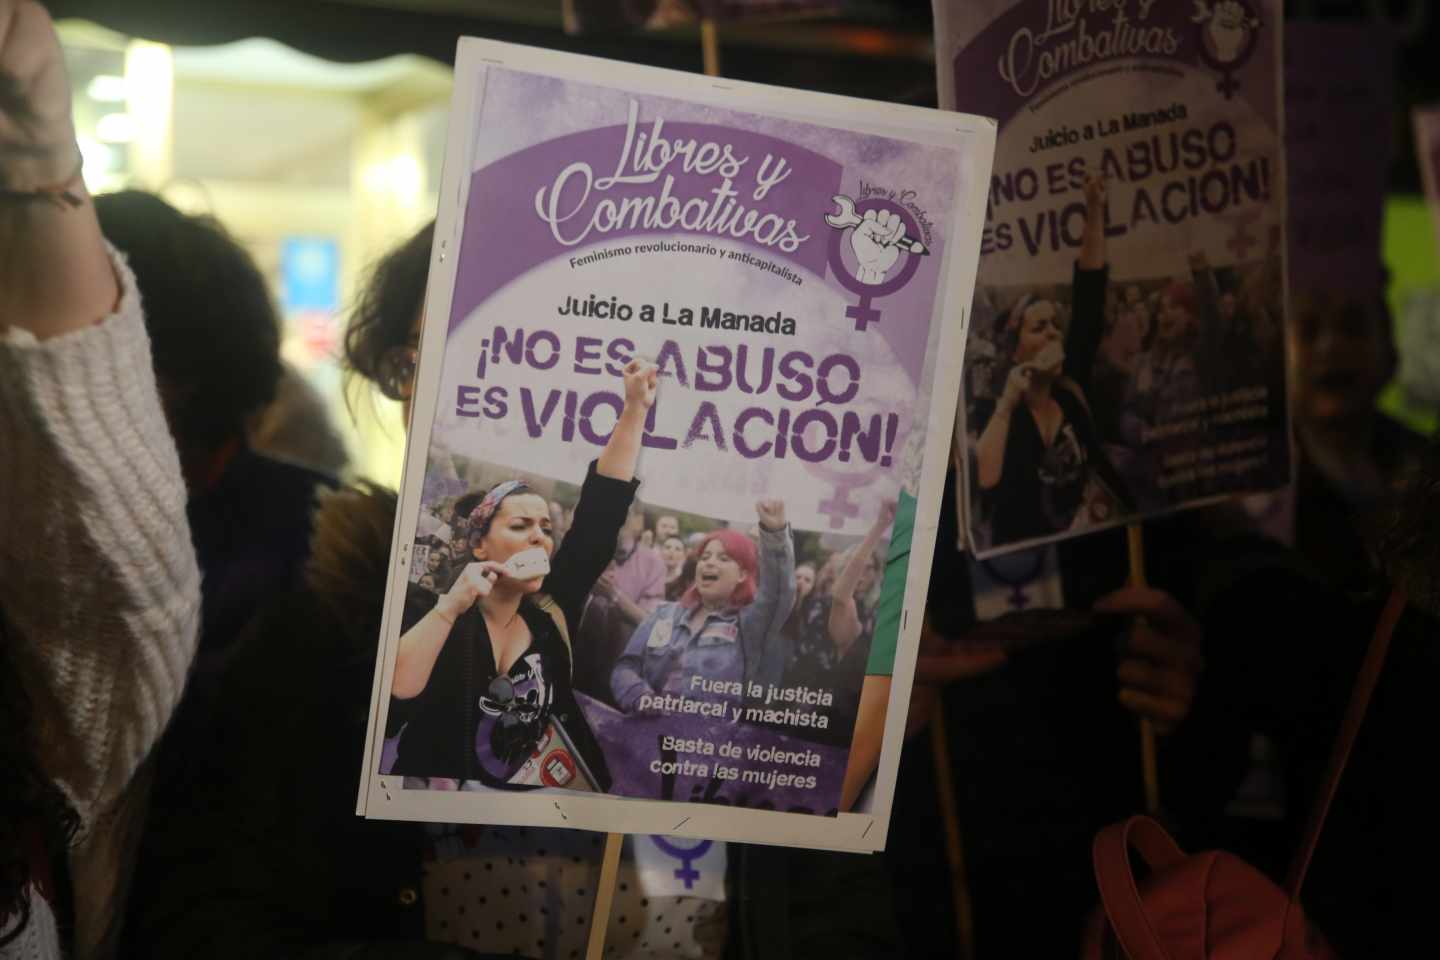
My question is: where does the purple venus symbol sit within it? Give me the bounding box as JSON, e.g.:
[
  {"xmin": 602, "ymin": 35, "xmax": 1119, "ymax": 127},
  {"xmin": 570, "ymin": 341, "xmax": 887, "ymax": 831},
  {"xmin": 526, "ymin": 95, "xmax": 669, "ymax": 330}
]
[
  {"xmin": 826, "ymin": 198, "xmax": 925, "ymax": 332},
  {"xmin": 650, "ymin": 837, "xmax": 713, "ymax": 890}
]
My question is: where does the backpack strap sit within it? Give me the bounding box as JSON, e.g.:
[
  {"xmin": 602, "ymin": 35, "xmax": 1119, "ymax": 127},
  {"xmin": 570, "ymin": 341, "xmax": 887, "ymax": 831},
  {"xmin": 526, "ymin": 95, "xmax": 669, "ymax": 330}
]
[
  {"xmin": 1092, "ymin": 816, "xmax": 1187, "ymax": 960},
  {"xmin": 1284, "ymin": 587, "xmax": 1408, "ymax": 897},
  {"xmin": 532, "ymin": 593, "xmax": 572, "ymax": 678}
]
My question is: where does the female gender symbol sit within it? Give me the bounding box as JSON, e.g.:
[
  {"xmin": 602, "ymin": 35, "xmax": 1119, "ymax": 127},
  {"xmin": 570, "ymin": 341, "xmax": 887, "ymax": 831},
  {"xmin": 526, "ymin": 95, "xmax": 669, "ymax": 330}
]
[
  {"xmin": 649, "ymin": 836, "xmax": 714, "ymax": 890},
  {"xmin": 1192, "ymin": 0, "xmax": 1261, "ymax": 99},
  {"xmin": 827, "ymin": 198, "xmax": 925, "ymax": 332}
]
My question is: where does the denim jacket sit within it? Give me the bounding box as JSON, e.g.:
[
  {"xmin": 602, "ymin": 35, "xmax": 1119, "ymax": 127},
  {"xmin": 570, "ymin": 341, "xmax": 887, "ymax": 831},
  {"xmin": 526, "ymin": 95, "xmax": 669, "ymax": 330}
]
[{"xmin": 611, "ymin": 525, "xmax": 795, "ymax": 711}]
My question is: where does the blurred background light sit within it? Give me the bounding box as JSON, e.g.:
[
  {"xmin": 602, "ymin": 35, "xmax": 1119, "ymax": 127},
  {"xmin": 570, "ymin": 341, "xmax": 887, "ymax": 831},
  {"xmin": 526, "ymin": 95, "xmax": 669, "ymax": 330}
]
[{"xmin": 85, "ymin": 73, "xmax": 127, "ymax": 102}]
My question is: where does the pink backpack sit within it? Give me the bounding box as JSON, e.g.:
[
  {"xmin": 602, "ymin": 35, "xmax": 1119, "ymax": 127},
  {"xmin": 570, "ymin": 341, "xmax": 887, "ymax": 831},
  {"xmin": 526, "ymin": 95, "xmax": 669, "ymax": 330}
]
[{"xmin": 1083, "ymin": 590, "xmax": 1407, "ymax": 960}]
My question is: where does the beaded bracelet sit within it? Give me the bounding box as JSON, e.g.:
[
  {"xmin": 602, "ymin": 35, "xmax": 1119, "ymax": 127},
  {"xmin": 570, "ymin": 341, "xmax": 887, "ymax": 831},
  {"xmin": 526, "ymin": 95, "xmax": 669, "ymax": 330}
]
[{"xmin": 0, "ymin": 152, "xmax": 85, "ymax": 209}]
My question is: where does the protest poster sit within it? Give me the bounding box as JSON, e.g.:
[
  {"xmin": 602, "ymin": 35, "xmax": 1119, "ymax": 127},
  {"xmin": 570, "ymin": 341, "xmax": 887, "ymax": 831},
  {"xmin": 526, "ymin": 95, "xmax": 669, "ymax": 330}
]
[
  {"xmin": 934, "ymin": 0, "xmax": 1290, "ymax": 557},
  {"xmin": 357, "ymin": 37, "xmax": 995, "ymax": 852}
]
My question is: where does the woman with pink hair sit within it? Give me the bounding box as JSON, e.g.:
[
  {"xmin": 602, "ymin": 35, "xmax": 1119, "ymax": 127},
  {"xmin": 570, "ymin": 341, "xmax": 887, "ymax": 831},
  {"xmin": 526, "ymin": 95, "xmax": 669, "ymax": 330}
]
[{"xmin": 611, "ymin": 500, "xmax": 795, "ymax": 712}]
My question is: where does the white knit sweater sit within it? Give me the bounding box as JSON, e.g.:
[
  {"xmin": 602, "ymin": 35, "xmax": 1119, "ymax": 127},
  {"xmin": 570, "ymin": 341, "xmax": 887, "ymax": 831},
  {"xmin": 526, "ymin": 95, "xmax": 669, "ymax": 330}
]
[{"xmin": 0, "ymin": 248, "xmax": 201, "ymax": 959}]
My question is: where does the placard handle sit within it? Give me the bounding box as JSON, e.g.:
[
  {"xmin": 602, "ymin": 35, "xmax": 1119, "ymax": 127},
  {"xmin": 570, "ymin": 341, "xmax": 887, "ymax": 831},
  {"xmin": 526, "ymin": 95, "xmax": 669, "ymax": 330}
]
[
  {"xmin": 701, "ymin": 18, "xmax": 722, "ymax": 77},
  {"xmin": 586, "ymin": 832, "xmax": 624, "ymax": 959},
  {"xmin": 931, "ymin": 698, "xmax": 977, "ymax": 960},
  {"xmin": 1126, "ymin": 522, "xmax": 1160, "ymax": 815}
]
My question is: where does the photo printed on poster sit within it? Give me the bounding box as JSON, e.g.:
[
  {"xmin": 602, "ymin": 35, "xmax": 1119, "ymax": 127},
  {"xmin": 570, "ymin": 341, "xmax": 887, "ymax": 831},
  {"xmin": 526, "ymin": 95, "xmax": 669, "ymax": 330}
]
[{"xmin": 935, "ymin": 0, "xmax": 1290, "ymax": 557}]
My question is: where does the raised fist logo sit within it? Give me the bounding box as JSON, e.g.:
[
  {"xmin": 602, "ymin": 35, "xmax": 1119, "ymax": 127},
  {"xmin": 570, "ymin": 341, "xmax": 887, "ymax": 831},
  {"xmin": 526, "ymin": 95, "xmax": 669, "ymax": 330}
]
[
  {"xmin": 825, "ymin": 195, "xmax": 929, "ymax": 288},
  {"xmin": 1193, "ymin": 0, "xmax": 1258, "ymax": 65},
  {"xmin": 851, "ymin": 209, "xmax": 905, "ymax": 285}
]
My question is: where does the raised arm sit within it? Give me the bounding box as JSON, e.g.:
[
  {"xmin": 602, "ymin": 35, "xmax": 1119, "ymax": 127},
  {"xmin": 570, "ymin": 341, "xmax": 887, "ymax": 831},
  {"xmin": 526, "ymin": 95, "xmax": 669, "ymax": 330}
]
[
  {"xmin": 544, "ymin": 466, "xmax": 637, "ymax": 627},
  {"xmin": 0, "ymin": 0, "xmax": 200, "ymax": 832},
  {"xmin": 0, "ymin": 1, "xmax": 116, "ymax": 338},
  {"xmin": 828, "ymin": 501, "xmax": 897, "ymax": 658},
  {"xmin": 1077, "ymin": 174, "xmax": 1107, "ymax": 272},
  {"xmin": 601, "ymin": 566, "xmax": 664, "ymax": 629},
  {"xmin": 391, "ymin": 561, "xmax": 502, "ymax": 700},
  {"xmin": 1065, "ymin": 175, "xmax": 1110, "ymax": 390},
  {"xmin": 1190, "ymin": 250, "xmax": 1221, "ymax": 324},
  {"xmin": 1187, "ymin": 249, "xmax": 1227, "ymax": 391},
  {"xmin": 596, "ymin": 358, "xmax": 657, "ymax": 481},
  {"xmin": 976, "ymin": 367, "xmax": 1028, "ymax": 490},
  {"xmin": 740, "ymin": 499, "xmax": 797, "ymax": 690},
  {"xmin": 544, "ymin": 359, "xmax": 655, "ymax": 623}
]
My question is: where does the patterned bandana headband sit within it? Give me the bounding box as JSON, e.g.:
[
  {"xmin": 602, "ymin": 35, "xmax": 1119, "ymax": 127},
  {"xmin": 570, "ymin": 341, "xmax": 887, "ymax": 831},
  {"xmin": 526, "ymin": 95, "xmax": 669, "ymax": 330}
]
[
  {"xmin": 1006, "ymin": 292, "xmax": 1035, "ymax": 335},
  {"xmin": 469, "ymin": 480, "xmax": 531, "ymax": 538}
]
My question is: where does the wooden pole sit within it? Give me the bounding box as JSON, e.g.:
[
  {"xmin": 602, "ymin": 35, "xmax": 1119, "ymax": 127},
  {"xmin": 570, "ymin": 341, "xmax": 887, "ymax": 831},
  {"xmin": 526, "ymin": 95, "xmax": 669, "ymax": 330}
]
[
  {"xmin": 700, "ymin": 17, "xmax": 722, "ymax": 77},
  {"xmin": 930, "ymin": 698, "xmax": 976, "ymax": 960},
  {"xmin": 586, "ymin": 832, "xmax": 624, "ymax": 959},
  {"xmin": 1127, "ymin": 523, "xmax": 1160, "ymax": 816}
]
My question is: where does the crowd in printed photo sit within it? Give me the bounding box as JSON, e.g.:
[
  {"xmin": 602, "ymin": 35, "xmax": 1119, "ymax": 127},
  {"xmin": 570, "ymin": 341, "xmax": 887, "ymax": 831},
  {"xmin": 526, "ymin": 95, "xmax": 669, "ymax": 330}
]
[
  {"xmin": 960, "ymin": 179, "xmax": 1288, "ymax": 551},
  {"xmin": 399, "ymin": 446, "xmax": 895, "ymax": 770}
]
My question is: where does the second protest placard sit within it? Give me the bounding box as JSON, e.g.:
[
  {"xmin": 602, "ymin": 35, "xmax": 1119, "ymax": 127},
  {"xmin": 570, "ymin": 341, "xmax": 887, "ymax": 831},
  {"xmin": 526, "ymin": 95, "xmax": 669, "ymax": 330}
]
[{"xmin": 936, "ymin": 0, "xmax": 1290, "ymax": 557}]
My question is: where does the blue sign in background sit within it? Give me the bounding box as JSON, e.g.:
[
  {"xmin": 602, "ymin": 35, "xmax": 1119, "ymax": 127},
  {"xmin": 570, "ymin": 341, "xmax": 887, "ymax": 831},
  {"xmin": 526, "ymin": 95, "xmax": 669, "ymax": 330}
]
[{"xmin": 280, "ymin": 236, "xmax": 340, "ymax": 312}]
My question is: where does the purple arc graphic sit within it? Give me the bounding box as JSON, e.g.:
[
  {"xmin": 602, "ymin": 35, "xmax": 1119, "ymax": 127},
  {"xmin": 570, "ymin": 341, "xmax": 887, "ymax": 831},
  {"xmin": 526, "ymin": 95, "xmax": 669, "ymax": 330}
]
[{"xmin": 827, "ymin": 199, "xmax": 925, "ymax": 332}]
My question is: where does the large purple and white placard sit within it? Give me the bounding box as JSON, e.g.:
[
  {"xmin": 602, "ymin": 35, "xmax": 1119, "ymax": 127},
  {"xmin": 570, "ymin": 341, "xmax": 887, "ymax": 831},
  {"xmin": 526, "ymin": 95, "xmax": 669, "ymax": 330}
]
[
  {"xmin": 935, "ymin": 0, "xmax": 1290, "ymax": 557},
  {"xmin": 359, "ymin": 38, "xmax": 995, "ymax": 852}
]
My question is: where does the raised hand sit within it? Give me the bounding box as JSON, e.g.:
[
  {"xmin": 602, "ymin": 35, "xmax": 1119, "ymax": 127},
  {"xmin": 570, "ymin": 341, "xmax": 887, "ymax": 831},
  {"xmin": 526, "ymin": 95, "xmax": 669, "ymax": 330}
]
[
  {"xmin": 1083, "ymin": 174, "xmax": 1106, "ymax": 213},
  {"xmin": 591, "ymin": 570, "xmax": 618, "ymax": 601},
  {"xmin": 622, "ymin": 357, "xmax": 658, "ymax": 411},
  {"xmin": 435, "ymin": 561, "xmax": 505, "ymax": 623},
  {"xmin": 1095, "ymin": 587, "xmax": 1205, "ymax": 736},
  {"xmin": 0, "ymin": 0, "xmax": 77, "ymax": 191},
  {"xmin": 851, "ymin": 208, "xmax": 904, "ymax": 285},
  {"xmin": 597, "ymin": 359, "xmax": 653, "ymax": 482},
  {"xmin": 755, "ymin": 498, "xmax": 786, "ymax": 532},
  {"xmin": 0, "ymin": 1, "xmax": 117, "ymax": 339},
  {"xmin": 998, "ymin": 362, "xmax": 1034, "ymax": 412}
]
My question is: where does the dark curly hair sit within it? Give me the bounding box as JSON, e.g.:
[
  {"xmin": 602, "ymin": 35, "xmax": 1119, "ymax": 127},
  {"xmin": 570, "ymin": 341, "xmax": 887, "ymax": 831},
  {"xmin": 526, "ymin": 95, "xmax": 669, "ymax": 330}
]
[
  {"xmin": 94, "ymin": 191, "xmax": 281, "ymax": 456},
  {"xmin": 344, "ymin": 221, "xmax": 434, "ymax": 391},
  {"xmin": 0, "ymin": 615, "xmax": 78, "ymax": 946}
]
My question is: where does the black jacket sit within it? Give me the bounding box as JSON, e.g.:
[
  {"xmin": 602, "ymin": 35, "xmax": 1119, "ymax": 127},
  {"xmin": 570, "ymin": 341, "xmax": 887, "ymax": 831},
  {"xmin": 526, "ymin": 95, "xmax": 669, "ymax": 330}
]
[
  {"xmin": 388, "ymin": 463, "xmax": 631, "ymax": 787},
  {"xmin": 980, "ymin": 264, "xmax": 1133, "ymax": 547}
]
